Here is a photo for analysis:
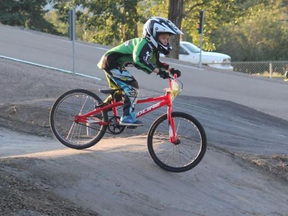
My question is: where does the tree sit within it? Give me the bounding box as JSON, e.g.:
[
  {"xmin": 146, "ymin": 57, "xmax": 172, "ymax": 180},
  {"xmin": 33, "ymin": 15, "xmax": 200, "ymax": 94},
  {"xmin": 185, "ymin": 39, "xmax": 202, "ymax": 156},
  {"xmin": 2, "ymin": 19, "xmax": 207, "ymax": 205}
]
[
  {"xmin": 0, "ymin": 0, "xmax": 59, "ymax": 34},
  {"xmin": 213, "ymin": 0, "xmax": 288, "ymax": 61},
  {"xmin": 52, "ymin": 0, "xmax": 142, "ymax": 45},
  {"xmin": 168, "ymin": 0, "xmax": 184, "ymax": 59},
  {"xmin": 156, "ymin": 0, "xmax": 238, "ymax": 58}
]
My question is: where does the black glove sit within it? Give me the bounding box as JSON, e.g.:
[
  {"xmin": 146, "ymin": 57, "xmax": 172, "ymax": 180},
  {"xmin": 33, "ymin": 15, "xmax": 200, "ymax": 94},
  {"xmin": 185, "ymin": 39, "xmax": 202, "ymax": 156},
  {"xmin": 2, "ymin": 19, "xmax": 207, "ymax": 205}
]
[
  {"xmin": 158, "ymin": 69, "xmax": 169, "ymax": 79},
  {"xmin": 170, "ymin": 68, "xmax": 181, "ymax": 78},
  {"xmin": 159, "ymin": 62, "xmax": 169, "ymax": 70}
]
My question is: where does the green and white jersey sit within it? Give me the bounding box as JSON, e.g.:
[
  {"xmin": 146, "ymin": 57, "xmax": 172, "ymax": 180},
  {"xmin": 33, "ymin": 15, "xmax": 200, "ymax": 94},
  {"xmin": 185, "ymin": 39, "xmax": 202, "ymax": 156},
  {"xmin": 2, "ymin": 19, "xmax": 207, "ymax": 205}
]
[{"xmin": 97, "ymin": 37, "xmax": 164, "ymax": 74}]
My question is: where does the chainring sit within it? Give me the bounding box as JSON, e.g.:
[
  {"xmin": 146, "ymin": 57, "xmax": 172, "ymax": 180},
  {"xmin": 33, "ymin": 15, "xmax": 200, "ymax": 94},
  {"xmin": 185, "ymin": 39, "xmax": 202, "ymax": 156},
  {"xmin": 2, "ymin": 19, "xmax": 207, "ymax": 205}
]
[{"xmin": 108, "ymin": 116, "xmax": 126, "ymax": 135}]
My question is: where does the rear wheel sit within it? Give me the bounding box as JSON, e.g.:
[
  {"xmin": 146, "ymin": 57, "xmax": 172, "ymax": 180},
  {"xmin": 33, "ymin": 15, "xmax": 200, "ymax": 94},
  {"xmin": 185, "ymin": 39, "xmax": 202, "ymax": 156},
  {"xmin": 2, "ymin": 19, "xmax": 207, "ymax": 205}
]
[
  {"xmin": 147, "ymin": 112, "xmax": 207, "ymax": 172},
  {"xmin": 50, "ymin": 89, "xmax": 108, "ymax": 149}
]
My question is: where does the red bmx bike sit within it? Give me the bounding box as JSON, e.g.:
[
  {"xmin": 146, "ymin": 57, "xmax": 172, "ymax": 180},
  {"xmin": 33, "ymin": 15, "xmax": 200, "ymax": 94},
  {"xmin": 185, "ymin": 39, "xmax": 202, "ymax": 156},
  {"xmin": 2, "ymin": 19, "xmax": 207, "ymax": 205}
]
[{"xmin": 49, "ymin": 74, "xmax": 207, "ymax": 172}]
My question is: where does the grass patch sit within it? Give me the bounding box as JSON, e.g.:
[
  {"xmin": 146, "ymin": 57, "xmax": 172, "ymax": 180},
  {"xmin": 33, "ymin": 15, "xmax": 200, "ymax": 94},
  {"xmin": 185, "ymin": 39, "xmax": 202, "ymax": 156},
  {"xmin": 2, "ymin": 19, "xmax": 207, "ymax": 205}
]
[
  {"xmin": 239, "ymin": 153, "xmax": 288, "ymax": 181},
  {"xmin": 253, "ymin": 71, "xmax": 286, "ymax": 79}
]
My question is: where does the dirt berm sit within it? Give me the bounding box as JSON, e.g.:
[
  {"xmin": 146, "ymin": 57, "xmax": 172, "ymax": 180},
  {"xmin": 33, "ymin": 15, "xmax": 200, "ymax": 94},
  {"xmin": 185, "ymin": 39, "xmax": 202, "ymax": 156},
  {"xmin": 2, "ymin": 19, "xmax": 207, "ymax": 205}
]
[{"xmin": 0, "ymin": 59, "xmax": 288, "ymax": 216}]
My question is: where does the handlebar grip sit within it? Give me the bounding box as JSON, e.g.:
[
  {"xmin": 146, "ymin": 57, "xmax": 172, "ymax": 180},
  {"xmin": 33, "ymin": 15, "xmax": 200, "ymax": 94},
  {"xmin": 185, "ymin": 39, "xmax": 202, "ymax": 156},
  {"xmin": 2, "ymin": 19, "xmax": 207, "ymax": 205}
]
[{"xmin": 167, "ymin": 68, "xmax": 178, "ymax": 80}]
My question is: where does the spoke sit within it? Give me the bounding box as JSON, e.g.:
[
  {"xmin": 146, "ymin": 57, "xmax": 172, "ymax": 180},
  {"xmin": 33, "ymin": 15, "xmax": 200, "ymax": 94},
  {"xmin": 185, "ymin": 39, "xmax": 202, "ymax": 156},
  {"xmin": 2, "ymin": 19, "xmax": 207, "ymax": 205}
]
[
  {"xmin": 176, "ymin": 118, "xmax": 181, "ymax": 134},
  {"xmin": 177, "ymin": 146, "xmax": 183, "ymax": 166},
  {"xmin": 51, "ymin": 90, "xmax": 108, "ymax": 148},
  {"xmin": 164, "ymin": 146, "xmax": 174, "ymax": 164},
  {"xmin": 152, "ymin": 116, "xmax": 200, "ymax": 168},
  {"xmin": 66, "ymin": 122, "xmax": 76, "ymax": 140},
  {"xmin": 86, "ymin": 123, "xmax": 90, "ymax": 136},
  {"xmin": 181, "ymin": 139, "xmax": 200, "ymax": 148},
  {"xmin": 171, "ymin": 146, "xmax": 178, "ymax": 167},
  {"xmin": 163, "ymin": 148, "xmax": 174, "ymax": 165},
  {"xmin": 77, "ymin": 122, "xmax": 82, "ymax": 141},
  {"xmin": 79, "ymin": 95, "xmax": 88, "ymax": 114},
  {"xmin": 178, "ymin": 145, "xmax": 194, "ymax": 162}
]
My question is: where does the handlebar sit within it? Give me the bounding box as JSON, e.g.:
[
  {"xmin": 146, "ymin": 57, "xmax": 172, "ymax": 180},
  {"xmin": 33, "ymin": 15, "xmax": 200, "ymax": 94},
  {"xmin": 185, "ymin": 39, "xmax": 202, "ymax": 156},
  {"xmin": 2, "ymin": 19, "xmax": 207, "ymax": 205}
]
[
  {"xmin": 169, "ymin": 73, "xmax": 178, "ymax": 80},
  {"xmin": 168, "ymin": 71, "xmax": 183, "ymax": 96},
  {"xmin": 167, "ymin": 68, "xmax": 180, "ymax": 80}
]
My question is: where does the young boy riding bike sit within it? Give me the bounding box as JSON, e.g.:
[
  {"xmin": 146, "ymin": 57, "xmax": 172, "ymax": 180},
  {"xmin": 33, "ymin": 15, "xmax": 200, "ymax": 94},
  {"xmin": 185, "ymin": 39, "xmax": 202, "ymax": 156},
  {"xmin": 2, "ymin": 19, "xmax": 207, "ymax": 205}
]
[{"xmin": 97, "ymin": 17, "xmax": 183, "ymax": 126}]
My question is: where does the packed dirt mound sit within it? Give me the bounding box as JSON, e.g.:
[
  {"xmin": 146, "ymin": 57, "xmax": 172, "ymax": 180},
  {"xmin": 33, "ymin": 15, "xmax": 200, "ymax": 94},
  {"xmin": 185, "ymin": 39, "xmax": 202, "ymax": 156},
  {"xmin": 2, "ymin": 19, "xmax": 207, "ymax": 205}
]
[
  {"xmin": 1, "ymin": 133, "xmax": 288, "ymax": 216},
  {"xmin": 1, "ymin": 59, "xmax": 288, "ymax": 183},
  {"xmin": 0, "ymin": 100, "xmax": 53, "ymax": 137},
  {"xmin": 0, "ymin": 164, "xmax": 99, "ymax": 216},
  {"xmin": 1, "ymin": 58, "xmax": 288, "ymax": 216}
]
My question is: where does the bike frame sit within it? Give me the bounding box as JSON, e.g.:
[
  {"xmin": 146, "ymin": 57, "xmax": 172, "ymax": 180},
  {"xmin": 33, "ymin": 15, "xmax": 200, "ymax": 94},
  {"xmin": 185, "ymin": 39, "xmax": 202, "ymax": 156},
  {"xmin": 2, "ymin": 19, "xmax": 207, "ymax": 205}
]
[{"xmin": 75, "ymin": 77, "xmax": 178, "ymax": 143}]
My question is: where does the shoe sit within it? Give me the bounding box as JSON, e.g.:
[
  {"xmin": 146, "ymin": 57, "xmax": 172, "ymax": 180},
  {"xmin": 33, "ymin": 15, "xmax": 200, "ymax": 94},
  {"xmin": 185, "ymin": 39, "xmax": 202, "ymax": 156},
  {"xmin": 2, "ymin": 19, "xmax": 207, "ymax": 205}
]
[{"xmin": 119, "ymin": 115, "xmax": 143, "ymax": 126}]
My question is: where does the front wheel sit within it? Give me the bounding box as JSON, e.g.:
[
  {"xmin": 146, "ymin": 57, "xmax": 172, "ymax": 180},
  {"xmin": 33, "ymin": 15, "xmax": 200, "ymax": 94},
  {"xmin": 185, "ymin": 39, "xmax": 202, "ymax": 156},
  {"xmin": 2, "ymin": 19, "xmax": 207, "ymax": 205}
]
[
  {"xmin": 147, "ymin": 112, "xmax": 207, "ymax": 172},
  {"xmin": 50, "ymin": 89, "xmax": 108, "ymax": 149}
]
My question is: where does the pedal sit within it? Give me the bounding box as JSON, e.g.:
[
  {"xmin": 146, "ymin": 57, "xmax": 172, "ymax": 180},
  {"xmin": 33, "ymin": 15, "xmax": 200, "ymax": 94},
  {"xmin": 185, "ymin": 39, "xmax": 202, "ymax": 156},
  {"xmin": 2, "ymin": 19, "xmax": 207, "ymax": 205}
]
[{"xmin": 127, "ymin": 126, "xmax": 138, "ymax": 129}]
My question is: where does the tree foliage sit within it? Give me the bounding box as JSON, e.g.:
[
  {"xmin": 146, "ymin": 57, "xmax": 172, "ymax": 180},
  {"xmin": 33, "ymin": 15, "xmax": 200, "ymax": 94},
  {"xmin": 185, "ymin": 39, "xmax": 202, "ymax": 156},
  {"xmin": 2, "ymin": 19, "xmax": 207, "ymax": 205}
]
[
  {"xmin": 51, "ymin": 0, "xmax": 143, "ymax": 45},
  {"xmin": 144, "ymin": 0, "xmax": 288, "ymax": 61},
  {"xmin": 0, "ymin": 0, "xmax": 59, "ymax": 34},
  {"xmin": 141, "ymin": 0, "xmax": 244, "ymax": 58},
  {"xmin": 211, "ymin": 0, "xmax": 288, "ymax": 61}
]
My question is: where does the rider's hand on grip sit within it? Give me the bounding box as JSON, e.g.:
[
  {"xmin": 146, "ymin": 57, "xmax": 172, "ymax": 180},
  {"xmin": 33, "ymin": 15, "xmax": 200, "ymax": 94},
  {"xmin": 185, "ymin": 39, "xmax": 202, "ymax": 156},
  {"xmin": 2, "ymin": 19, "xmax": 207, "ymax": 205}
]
[
  {"xmin": 158, "ymin": 69, "xmax": 169, "ymax": 79},
  {"xmin": 161, "ymin": 62, "xmax": 169, "ymax": 70},
  {"xmin": 170, "ymin": 68, "xmax": 181, "ymax": 78}
]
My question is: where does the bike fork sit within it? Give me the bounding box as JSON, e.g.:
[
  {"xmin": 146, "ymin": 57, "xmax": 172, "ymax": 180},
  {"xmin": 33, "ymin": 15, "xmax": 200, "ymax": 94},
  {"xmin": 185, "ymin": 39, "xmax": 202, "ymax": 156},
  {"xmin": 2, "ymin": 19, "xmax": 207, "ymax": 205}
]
[{"xmin": 167, "ymin": 106, "xmax": 179, "ymax": 144}]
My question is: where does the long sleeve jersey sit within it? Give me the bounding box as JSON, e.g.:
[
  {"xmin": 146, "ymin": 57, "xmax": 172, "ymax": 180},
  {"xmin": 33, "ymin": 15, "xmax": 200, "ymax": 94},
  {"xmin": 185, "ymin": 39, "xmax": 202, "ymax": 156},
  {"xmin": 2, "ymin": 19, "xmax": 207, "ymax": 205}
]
[{"xmin": 97, "ymin": 37, "xmax": 167, "ymax": 74}]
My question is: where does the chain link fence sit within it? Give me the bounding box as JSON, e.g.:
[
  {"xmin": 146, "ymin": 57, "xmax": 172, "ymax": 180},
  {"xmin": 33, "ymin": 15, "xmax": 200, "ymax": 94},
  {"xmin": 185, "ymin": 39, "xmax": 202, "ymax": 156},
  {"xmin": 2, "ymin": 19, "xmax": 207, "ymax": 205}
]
[{"xmin": 231, "ymin": 61, "xmax": 288, "ymax": 77}]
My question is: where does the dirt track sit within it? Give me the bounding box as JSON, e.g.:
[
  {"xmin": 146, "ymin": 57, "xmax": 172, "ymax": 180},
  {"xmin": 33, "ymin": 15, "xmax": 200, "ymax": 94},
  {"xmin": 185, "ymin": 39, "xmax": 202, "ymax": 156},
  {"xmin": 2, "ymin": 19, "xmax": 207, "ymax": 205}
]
[{"xmin": 1, "ymin": 59, "xmax": 288, "ymax": 216}]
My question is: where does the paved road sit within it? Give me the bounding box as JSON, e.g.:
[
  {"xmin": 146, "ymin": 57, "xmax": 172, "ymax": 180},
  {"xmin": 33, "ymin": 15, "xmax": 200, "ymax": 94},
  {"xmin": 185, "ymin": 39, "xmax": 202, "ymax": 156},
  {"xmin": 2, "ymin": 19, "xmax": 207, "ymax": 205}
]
[{"xmin": 0, "ymin": 25, "xmax": 288, "ymax": 121}]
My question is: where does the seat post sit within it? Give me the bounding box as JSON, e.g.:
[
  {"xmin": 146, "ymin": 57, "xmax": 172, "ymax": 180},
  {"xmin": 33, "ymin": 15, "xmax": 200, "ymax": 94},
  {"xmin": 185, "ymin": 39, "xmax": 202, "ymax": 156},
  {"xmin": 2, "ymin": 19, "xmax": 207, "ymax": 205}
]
[{"xmin": 99, "ymin": 89, "xmax": 123, "ymax": 103}]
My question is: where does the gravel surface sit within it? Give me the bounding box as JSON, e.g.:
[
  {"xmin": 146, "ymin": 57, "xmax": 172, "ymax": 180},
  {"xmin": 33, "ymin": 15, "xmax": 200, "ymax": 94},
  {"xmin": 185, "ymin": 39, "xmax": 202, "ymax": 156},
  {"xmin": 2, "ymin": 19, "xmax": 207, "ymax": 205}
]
[{"xmin": 0, "ymin": 164, "xmax": 99, "ymax": 216}]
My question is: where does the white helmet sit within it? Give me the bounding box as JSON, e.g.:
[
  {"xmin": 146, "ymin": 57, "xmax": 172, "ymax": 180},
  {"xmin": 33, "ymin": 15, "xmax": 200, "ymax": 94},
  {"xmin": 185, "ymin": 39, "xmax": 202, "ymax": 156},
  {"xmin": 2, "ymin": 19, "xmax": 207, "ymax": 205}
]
[{"xmin": 143, "ymin": 17, "xmax": 183, "ymax": 55}]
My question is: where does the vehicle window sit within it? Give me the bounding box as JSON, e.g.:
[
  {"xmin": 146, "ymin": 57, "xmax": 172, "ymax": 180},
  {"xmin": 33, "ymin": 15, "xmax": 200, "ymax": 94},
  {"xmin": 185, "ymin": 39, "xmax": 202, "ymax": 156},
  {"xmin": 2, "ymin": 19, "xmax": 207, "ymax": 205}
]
[
  {"xmin": 179, "ymin": 47, "xmax": 189, "ymax": 55},
  {"xmin": 182, "ymin": 43, "xmax": 200, "ymax": 53}
]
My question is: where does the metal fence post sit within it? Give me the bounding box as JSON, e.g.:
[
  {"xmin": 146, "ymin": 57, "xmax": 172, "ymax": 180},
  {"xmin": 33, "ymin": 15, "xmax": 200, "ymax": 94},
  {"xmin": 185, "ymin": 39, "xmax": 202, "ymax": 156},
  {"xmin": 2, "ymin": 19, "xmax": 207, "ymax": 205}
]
[
  {"xmin": 198, "ymin": 10, "xmax": 204, "ymax": 69},
  {"xmin": 269, "ymin": 62, "xmax": 273, "ymax": 78},
  {"xmin": 68, "ymin": 9, "xmax": 76, "ymax": 74}
]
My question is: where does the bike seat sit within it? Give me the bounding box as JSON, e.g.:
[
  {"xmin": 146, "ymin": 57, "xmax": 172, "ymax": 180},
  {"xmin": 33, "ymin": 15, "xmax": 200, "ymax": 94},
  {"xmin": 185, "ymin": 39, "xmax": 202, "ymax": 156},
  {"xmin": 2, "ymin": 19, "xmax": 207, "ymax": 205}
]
[{"xmin": 99, "ymin": 89, "xmax": 118, "ymax": 94}]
